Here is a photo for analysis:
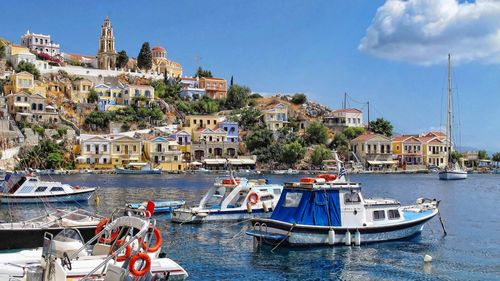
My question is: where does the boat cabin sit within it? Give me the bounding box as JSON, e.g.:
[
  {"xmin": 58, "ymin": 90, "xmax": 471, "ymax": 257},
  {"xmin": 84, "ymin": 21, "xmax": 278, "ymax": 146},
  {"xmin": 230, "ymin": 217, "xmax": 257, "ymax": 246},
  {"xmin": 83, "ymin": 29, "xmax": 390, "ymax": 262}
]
[{"xmin": 3, "ymin": 175, "xmax": 74, "ymax": 195}]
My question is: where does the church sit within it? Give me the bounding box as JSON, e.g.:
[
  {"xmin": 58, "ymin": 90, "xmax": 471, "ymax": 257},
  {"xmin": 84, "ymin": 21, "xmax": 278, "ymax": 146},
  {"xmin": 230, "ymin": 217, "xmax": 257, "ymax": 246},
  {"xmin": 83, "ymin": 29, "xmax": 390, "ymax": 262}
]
[{"xmin": 97, "ymin": 17, "xmax": 116, "ymax": 70}]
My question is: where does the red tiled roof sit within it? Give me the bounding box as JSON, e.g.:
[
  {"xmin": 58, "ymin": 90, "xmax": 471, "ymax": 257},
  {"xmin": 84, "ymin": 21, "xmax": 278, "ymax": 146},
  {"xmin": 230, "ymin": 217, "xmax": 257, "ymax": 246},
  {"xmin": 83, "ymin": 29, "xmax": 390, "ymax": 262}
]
[
  {"xmin": 426, "ymin": 131, "xmax": 446, "ymax": 137},
  {"xmin": 152, "ymin": 45, "xmax": 165, "ymax": 51},
  {"xmin": 333, "ymin": 108, "xmax": 362, "ymax": 114}
]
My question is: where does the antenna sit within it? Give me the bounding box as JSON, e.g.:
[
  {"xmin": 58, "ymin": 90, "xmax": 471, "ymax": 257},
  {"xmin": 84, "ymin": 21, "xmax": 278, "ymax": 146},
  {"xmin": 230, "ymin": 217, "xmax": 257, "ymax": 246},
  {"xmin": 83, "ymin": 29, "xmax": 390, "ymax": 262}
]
[{"xmin": 194, "ymin": 54, "xmax": 202, "ymax": 68}]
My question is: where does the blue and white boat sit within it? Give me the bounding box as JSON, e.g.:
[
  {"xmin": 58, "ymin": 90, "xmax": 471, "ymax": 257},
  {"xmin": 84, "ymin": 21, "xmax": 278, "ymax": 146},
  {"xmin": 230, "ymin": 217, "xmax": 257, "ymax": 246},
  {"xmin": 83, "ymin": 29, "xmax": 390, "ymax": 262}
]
[
  {"xmin": 172, "ymin": 177, "xmax": 283, "ymax": 223},
  {"xmin": 115, "ymin": 162, "xmax": 162, "ymax": 175},
  {"xmin": 127, "ymin": 200, "xmax": 185, "ymax": 214},
  {"xmin": 246, "ymin": 153, "xmax": 440, "ymax": 246}
]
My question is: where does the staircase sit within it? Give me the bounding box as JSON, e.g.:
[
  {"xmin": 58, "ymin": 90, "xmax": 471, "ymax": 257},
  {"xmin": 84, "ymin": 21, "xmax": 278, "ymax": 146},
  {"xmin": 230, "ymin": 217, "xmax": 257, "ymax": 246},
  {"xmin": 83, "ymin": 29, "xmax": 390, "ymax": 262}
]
[{"xmin": 58, "ymin": 112, "xmax": 81, "ymax": 136}]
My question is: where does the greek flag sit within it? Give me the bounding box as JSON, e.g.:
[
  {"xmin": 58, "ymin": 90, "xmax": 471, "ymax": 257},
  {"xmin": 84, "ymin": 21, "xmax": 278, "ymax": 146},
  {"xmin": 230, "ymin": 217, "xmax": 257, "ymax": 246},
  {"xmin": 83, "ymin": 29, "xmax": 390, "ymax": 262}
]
[{"xmin": 339, "ymin": 167, "xmax": 346, "ymax": 178}]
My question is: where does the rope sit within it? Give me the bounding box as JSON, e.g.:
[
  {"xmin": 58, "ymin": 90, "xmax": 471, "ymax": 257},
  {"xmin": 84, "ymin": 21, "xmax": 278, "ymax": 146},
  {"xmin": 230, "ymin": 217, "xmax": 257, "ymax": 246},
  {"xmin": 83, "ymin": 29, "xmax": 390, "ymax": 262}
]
[{"xmin": 271, "ymin": 223, "xmax": 295, "ymax": 253}]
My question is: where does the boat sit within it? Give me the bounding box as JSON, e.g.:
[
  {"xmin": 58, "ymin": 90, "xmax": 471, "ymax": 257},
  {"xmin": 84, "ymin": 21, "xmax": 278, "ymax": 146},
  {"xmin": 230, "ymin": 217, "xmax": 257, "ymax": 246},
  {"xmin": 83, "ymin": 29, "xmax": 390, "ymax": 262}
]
[
  {"xmin": 246, "ymin": 151, "xmax": 441, "ymax": 246},
  {"xmin": 0, "ymin": 207, "xmax": 188, "ymax": 280},
  {"xmin": 127, "ymin": 200, "xmax": 185, "ymax": 214},
  {"xmin": 172, "ymin": 177, "xmax": 283, "ymax": 223},
  {"xmin": 273, "ymin": 168, "xmax": 299, "ymax": 175},
  {"xmin": 438, "ymin": 54, "xmax": 467, "ymax": 180},
  {"xmin": 115, "ymin": 162, "xmax": 162, "ymax": 175},
  {"xmin": 0, "ymin": 173, "xmax": 96, "ymax": 204},
  {"xmin": 0, "ymin": 208, "xmax": 102, "ymax": 250}
]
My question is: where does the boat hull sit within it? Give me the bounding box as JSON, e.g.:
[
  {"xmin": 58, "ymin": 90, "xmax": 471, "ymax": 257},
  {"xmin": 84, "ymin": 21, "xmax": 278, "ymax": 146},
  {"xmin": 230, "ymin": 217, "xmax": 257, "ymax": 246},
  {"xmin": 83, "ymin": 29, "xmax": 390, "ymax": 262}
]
[
  {"xmin": 0, "ymin": 226, "xmax": 97, "ymax": 250},
  {"xmin": 115, "ymin": 168, "xmax": 162, "ymax": 175},
  {"xmin": 438, "ymin": 170, "xmax": 467, "ymax": 180},
  {"xmin": 128, "ymin": 201, "xmax": 185, "ymax": 214},
  {"xmin": 0, "ymin": 189, "xmax": 95, "ymax": 204},
  {"xmin": 172, "ymin": 208, "xmax": 273, "ymax": 224}
]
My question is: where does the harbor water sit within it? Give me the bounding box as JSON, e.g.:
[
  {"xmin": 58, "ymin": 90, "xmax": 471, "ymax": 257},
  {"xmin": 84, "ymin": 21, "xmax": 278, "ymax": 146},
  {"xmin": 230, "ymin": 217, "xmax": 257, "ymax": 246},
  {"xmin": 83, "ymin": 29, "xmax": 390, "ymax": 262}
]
[{"xmin": 1, "ymin": 173, "xmax": 499, "ymax": 280}]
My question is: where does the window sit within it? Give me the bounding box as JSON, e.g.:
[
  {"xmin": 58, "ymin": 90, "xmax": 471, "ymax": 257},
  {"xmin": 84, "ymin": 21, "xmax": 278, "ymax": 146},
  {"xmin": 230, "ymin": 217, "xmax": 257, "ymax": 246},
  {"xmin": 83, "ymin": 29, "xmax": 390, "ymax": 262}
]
[
  {"xmin": 344, "ymin": 192, "xmax": 361, "ymax": 203},
  {"xmin": 103, "ymin": 145, "xmax": 107, "ymax": 152},
  {"xmin": 260, "ymin": 195, "xmax": 274, "ymax": 201},
  {"xmin": 38, "ymin": 104, "xmax": 43, "ymax": 111},
  {"xmin": 50, "ymin": 187, "xmax": 64, "ymax": 192},
  {"xmin": 283, "ymin": 192, "xmax": 303, "ymax": 207},
  {"xmin": 133, "ymin": 145, "xmax": 137, "ymax": 152},
  {"xmin": 388, "ymin": 210, "xmax": 400, "ymax": 219},
  {"xmin": 274, "ymin": 189, "xmax": 282, "ymax": 195},
  {"xmin": 116, "ymin": 145, "xmax": 120, "ymax": 152},
  {"xmin": 373, "ymin": 210, "xmax": 385, "ymax": 220},
  {"xmin": 86, "ymin": 145, "xmax": 91, "ymax": 152}
]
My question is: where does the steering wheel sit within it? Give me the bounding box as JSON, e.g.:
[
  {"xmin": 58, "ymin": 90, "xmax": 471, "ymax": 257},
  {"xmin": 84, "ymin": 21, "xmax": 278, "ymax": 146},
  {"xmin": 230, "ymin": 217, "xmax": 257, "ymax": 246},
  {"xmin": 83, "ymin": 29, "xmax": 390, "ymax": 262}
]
[{"xmin": 61, "ymin": 252, "xmax": 72, "ymax": 271}]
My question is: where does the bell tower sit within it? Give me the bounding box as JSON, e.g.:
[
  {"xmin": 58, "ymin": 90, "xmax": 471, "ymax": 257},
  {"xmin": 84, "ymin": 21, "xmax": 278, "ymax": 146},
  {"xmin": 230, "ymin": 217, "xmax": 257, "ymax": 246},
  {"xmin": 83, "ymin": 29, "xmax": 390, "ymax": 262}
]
[{"xmin": 97, "ymin": 17, "xmax": 116, "ymax": 70}]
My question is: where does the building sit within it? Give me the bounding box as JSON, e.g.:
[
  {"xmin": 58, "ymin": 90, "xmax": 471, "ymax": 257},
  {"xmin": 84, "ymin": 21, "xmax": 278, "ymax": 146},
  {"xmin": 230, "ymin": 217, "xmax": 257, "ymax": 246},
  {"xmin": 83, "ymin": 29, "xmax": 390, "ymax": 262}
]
[
  {"xmin": 151, "ymin": 45, "xmax": 183, "ymax": 77},
  {"xmin": 190, "ymin": 120, "xmax": 240, "ymax": 161},
  {"xmin": 179, "ymin": 77, "xmax": 206, "ymax": 100},
  {"xmin": 97, "ymin": 17, "xmax": 116, "ymax": 70},
  {"xmin": 95, "ymin": 83, "xmax": 123, "ymax": 111},
  {"xmin": 183, "ymin": 115, "xmax": 220, "ymax": 138},
  {"xmin": 62, "ymin": 53, "xmax": 98, "ymax": 68},
  {"xmin": 262, "ymin": 103, "xmax": 288, "ymax": 131},
  {"xmin": 6, "ymin": 45, "xmax": 36, "ymax": 69},
  {"xmin": 2, "ymin": 71, "xmax": 46, "ymax": 96},
  {"xmin": 5, "ymin": 92, "xmax": 59, "ymax": 124},
  {"xmin": 323, "ymin": 108, "xmax": 363, "ymax": 132},
  {"xmin": 20, "ymin": 30, "xmax": 60, "ymax": 55},
  {"xmin": 198, "ymin": 77, "xmax": 227, "ymax": 99},
  {"xmin": 419, "ymin": 136, "xmax": 448, "ymax": 168},
  {"xmin": 67, "ymin": 78, "xmax": 93, "ymax": 103},
  {"xmin": 219, "ymin": 121, "xmax": 239, "ymax": 143},
  {"xmin": 350, "ymin": 133, "xmax": 395, "ymax": 170},
  {"xmin": 123, "ymin": 85, "xmax": 154, "ymax": 107},
  {"xmin": 75, "ymin": 136, "xmax": 113, "ymax": 169},
  {"xmin": 392, "ymin": 136, "xmax": 424, "ymax": 169},
  {"xmin": 109, "ymin": 135, "xmax": 142, "ymax": 166},
  {"xmin": 144, "ymin": 136, "xmax": 185, "ymax": 171},
  {"xmin": 171, "ymin": 130, "xmax": 192, "ymax": 161}
]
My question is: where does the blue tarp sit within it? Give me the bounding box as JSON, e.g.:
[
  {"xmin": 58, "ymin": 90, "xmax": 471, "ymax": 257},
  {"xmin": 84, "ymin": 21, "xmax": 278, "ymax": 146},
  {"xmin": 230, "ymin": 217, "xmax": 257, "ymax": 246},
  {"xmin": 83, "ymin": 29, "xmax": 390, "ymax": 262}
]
[{"xmin": 271, "ymin": 188, "xmax": 342, "ymax": 226}]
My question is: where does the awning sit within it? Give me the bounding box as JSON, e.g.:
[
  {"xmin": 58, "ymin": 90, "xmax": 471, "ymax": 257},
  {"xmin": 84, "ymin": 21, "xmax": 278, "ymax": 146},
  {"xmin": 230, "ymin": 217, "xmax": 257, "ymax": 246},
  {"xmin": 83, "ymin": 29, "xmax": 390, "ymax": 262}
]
[
  {"xmin": 367, "ymin": 160, "xmax": 398, "ymax": 165},
  {"xmin": 128, "ymin": 157, "xmax": 140, "ymax": 161},
  {"xmin": 228, "ymin": 159, "xmax": 256, "ymax": 165},
  {"xmin": 17, "ymin": 112, "xmax": 33, "ymax": 116},
  {"xmin": 190, "ymin": 161, "xmax": 202, "ymax": 166},
  {"xmin": 203, "ymin": 159, "xmax": 227, "ymax": 165},
  {"xmin": 75, "ymin": 156, "xmax": 86, "ymax": 160},
  {"xmin": 128, "ymin": 162, "xmax": 148, "ymax": 166},
  {"xmin": 14, "ymin": 102, "xmax": 30, "ymax": 107}
]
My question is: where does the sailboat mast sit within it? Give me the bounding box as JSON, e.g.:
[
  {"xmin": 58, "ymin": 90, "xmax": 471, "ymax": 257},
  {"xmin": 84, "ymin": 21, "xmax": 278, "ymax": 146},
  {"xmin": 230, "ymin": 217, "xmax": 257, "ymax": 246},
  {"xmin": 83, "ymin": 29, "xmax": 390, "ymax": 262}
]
[{"xmin": 447, "ymin": 53, "xmax": 452, "ymax": 163}]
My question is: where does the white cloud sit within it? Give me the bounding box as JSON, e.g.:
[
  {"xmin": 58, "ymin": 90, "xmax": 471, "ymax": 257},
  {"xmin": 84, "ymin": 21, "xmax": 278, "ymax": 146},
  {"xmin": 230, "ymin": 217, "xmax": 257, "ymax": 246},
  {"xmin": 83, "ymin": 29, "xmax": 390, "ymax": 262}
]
[{"xmin": 359, "ymin": 0, "xmax": 500, "ymax": 65}]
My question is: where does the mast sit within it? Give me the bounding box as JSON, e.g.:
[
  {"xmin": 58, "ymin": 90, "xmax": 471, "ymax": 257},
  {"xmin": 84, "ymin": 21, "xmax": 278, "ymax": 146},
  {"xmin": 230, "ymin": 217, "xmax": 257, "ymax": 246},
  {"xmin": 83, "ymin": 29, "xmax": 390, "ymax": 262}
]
[{"xmin": 447, "ymin": 54, "xmax": 452, "ymax": 166}]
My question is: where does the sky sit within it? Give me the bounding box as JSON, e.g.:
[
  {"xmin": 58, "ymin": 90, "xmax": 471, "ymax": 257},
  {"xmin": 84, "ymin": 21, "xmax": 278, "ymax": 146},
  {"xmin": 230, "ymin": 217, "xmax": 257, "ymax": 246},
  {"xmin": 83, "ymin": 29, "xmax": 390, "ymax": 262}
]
[{"xmin": 1, "ymin": 0, "xmax": 499, "ymax": 152}]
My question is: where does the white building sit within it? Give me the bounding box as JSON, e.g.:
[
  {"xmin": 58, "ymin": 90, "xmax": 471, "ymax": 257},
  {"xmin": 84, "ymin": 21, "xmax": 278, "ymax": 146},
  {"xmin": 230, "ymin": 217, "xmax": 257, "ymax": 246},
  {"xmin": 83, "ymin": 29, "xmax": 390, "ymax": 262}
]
[
  {"xmin": 78, "ymin": 135, "xmax": 112, "ymax": 166},
  {"xmin": 21, "ymin": 31, "xmax": 60, "ymax": 55},
  {"xmin": 6, "ymin": 45, "xmax": 36, "ymax": 68},
  {"xmin": 323, "ymin": 108, "xmax": 363, "ymax": 132}
]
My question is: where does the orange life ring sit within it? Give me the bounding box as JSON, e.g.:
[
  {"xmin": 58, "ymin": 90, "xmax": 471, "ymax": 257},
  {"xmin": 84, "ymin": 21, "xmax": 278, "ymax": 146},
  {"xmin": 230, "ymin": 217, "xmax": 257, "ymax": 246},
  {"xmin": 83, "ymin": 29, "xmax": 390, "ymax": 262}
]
[
  {"xmin": 95, "ymin": 218, "xmax": 119, "ymax": 243},
  {"xmin": 141, "ymin": 227, "xmax": 163, "ymax": 253},
  {"xmin": 300, "ymin": 177, "xmax": 315, "ymax": 183},
  {"xmin": 110, "ymin": 239, "xmax": 131, "ymax": 262},
  {"xmin": 129, "ymin": 252, "xmax": 151, "ymax": 277},
  {"xmin": 222, "ymin": 178, "xmax": 240, "ymax": 185},
  {"xmin": 248, "ymin": 192, "xmax": 259, "ymax": 205},
  {"xmin": 317, "ymin": 174, "xmax": 337, "ymax": 181}
]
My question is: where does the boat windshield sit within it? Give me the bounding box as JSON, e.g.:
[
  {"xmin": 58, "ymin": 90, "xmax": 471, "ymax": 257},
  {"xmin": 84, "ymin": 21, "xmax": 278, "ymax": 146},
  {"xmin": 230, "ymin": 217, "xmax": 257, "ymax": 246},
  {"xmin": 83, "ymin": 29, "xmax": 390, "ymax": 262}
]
[
  {"xmin": 205, "ymin": 186, "xmax": 229, "ymax": 208},
  {"xmin": 53, "ymin": 228, "xmax": 85, "ymax": 243}
]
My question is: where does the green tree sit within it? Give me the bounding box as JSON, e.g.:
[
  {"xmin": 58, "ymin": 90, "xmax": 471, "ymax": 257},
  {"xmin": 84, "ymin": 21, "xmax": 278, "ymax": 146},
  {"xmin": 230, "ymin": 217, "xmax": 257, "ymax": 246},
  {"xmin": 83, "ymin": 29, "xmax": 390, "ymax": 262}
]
[
  {"xmin": 478, "ymin": 150, "xmax": 489, "ymax": 160},
  {"xmin": 162, "ymin": 77, "xmax": 182, "ymax": 102},
  {"xmin": 226, "ymin": 84, "xmax": 251, "ymax": 109},
  {"xmin": 16, "ymin": 61, "xmax": 40, "ymax": 79},
  {"xmin": 0, "ymin": 43, "xmax": 5, "ymax": 59},
  {"xmin": 87, "ymin": 89, "xmax": 99, "ymax": 103},
  {"xmin": 151, "ymin": 80, "xmax": 166, "ymax": 98},
  {"xmin": 194, "ymin": 67, "xmax": 213, "ymax": 78},
  {"xmin": 291, "ymin": 93, "xmax": 307, "ymax": 104},
  {"xmin": 343, "ymin": 127, "xmax": 365, "ymax": 140},
  {"xmin": 137, "ymin": 42, "xmax": 152, "ymax": 71},
  {"xmin": 369, "ymin": 118, "xmax": 393, "ymax": 137},
  {"xmin": 84, "ymin": 111, "xmax": 114, "ymax": 130},
  {"xmin": 230, "ymin": 107, "xmax": 262, "ymax": 131},
  {"xmin": 281, "ymin": 141, "xmax": 306, "ymax": 166},
  {"xmin": 450, "ymin": 151, "xmax": 463, "ymax": 162},
  {"xmin": 46, "ymin": 152, "xmax": 64, "ymax": 169},
  {"xmin": 230, "ymin": 75, "xmax": 234, "ymax": 86},
  {"xmin": 245, "ymin": 126, "xmax": 274, "ymax": 152},
  {"xmin": 305, "ymin": 121, "xmax": 329, "ymax": 145},
  {"xmin": 116, "ymin": 50, "xmax": 129, "ymax": 69},
  {"xmin": 311, "ymin": 144, "xmax": 332, "ymax": 167},
  {"xmin": 492, "ymin": 152, "xmax": 500, "ymax": 165},
  {"xmin": 331, "ymin": 132, "xmax": 348, "ymax": 149}
]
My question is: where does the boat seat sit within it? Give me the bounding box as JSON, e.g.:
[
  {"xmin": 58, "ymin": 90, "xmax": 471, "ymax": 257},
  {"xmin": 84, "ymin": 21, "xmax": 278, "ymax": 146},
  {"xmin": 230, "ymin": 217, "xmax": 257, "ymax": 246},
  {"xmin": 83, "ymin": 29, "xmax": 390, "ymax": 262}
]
[
  {"xmin": 92, "ymin": 243, "xmax": 111, "ymax": 256},
  {"xmin": 104, "ymin": 264, "xmax": 129, "ymax": 281}
]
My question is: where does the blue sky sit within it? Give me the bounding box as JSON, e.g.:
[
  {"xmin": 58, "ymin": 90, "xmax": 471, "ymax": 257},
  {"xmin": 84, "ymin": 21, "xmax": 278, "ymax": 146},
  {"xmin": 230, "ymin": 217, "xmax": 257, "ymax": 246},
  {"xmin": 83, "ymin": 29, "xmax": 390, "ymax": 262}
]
[{"xmin": 1, "ymin": 0, "xmax": 499, "ymax": 152}]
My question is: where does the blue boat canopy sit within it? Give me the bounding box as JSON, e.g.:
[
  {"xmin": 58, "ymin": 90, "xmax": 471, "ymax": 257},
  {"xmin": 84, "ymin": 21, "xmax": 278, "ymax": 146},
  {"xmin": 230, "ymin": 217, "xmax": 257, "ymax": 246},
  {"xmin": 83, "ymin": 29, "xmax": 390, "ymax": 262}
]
[{"xmin": 271, "ymin": 188, "xmax": 342, "ymax": 226}]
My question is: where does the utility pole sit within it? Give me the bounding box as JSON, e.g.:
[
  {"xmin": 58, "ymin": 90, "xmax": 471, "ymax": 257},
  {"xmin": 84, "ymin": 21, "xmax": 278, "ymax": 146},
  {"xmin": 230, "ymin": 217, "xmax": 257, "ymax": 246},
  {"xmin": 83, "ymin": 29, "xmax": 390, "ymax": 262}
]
[
  {"xmin": 343, "ymin": 92, "xmax": 347, "ymax": 109},
  {"xmin": 367, "ymin": 101, "xmax": 370, "ymax": 131}
]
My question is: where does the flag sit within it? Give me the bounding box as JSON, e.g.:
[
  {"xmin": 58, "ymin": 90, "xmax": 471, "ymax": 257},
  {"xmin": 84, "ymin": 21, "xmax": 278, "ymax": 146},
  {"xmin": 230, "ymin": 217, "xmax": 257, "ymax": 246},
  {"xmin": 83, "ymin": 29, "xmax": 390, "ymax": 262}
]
[{"xmin": 339, "ymin": 167, "xmax": 346, "ymax": 178}]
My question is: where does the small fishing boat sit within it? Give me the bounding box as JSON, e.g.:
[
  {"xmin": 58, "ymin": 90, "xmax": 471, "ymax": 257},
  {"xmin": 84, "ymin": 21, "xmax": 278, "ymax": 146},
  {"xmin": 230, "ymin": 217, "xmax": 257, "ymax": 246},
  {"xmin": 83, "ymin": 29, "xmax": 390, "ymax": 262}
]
[
  {"xmin": 0, "ymin": 208, "xmax": 101, "ymax": 250},
  {"xmin": 246, "ymin": 152, "xmax": 441, "ymax": 246},
  {"xmin": 172, "ymin": 177, "xmax": 283, "ymax": 223},
  {"xmin": 0, "ymin": 208, "xmax": 188, "ymax": 280},
  {"xmin": 115, "ymin": 162, "xmax": 162, "ymax": 175},
  {"xmin": 273, "ymin": 168, "xmax": 299, "ymax": 175},
  {"xmin": 0, "ymin": 174, "xmax": 96, "ymax": 204},
  {"xmin": 127, "ymin": 200, "xmax": 185, "ymax": 214}
]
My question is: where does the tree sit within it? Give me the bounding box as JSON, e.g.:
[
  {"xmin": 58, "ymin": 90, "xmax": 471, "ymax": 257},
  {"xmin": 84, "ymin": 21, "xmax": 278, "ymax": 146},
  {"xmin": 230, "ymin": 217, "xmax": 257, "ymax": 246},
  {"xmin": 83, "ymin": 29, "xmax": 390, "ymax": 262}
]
[
  {"xmin": 87, "ymin": 89, "xmax": 99, "ymax": 103},
  {"xmin": 46, "ymin": 152, "xmax": 64, "ymax": 169},
  {"xmin": 151, "ymin": 80, "xmax": 166, "ymax": 98},
  {"xmin": 291, "ymin": 93, "xmax": 307, "ymax": 104},
  {"xmin": 0, "ymin": 43, "xmax": 5, "ymax": 59},
  {"xmin": 450, "ymin": 151, "xmax": 463, "ymax": 162},
  {"xmin": 343, "ymin": 127, "xmax": 365, "ymax": 140},
  {"xmin": 194, "ymin": 67, "xmax": 212, "ymax": 78},
  {"xmin": 331, "ymin": 132, "xmax": 348, "ymax": 149},
  {"xmin": 245, "ymin": 126, "xmax": 274, "ymax": 152},
  {"xmin": 137, "ymin": 42, "xmax": 152, "ymax": 71},
  {"xmin": 230, "ymin": 107, "xmax": 262, "ymax": 131},
  {"xmin": 16, "ymin": 61, "xmax": 40, "ymax": 79},
  {"xmin": 230, "ymin": 75, "xmax": 234, "ymax": 86},
  {"xmin": 116, "ymin": 50, "xmax": 129, "ymax": 69},
  {"xmin": 478, "ymin": 150, "xmax": 489, "ymax": 160},
  {"xmin": 226, "ymin": 84, "xmax": 251, "ymax": 109},
  {"xmin": 281, "ymin": 141, "xmax": 306, "ymax": 166},
  {"xmin": 162, "ymin": 77, "xmax": 182, "ymax": 102},
  {"xmin": 305, "ymin": 121, "xmax": 329, "ymax": 145},
  {"xmin": 492, "ymin": 152, "xmax": 500, "ymax": 166},
  {"xmin": 311, "ymin": 144, "xmax": 332, "ymax": 167},
  {"xmin": 369, "ymin": 118, "xmax": 393, "ymax": 137}
]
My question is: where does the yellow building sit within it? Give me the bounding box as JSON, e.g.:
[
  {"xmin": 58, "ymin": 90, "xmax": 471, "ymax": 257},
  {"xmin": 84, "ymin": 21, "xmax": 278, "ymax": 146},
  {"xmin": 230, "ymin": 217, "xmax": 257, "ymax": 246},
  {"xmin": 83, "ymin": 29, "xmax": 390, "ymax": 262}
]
[
  {"xmin": 171, "ymin": 130, "xmax": 192, "ymax": 162},
  {"xmin": 263, "ymin": 103, "xmax": 288, "ymax": 131},
  {"xmin": 3, "ymin": 71, "xmax": 46, "ymax": 96},
  {"xmin": 109, "ymin": 135, "xmax": 143, "ymax": 166},
  {"xmin": 392, "ymin": 136, "xmax": 423, "ymax": 168},
  {"xmin": 123, "ymin": 85, "xmax": 154, "ymax": 107},
  {"xmin": 151, "ymin": 45, "xmax": 183, "ymax": 77},
  {"xmin": 183, "ymin": 115, "xmax": 220, "ymax": 141},
  {"xmin": 75, "ymin": 136, "xmax": 113, "ymax": 170},
  {"xmin": 144, "ymin": 136, "xmax": 185, "ymax": 171},
  {"xmin": 67, "ymin": 78, "xmax": 93, "ymax": 103},
  {"xmin": 419, "ymin": 136, "xmax": 448, "ymax": 168}
]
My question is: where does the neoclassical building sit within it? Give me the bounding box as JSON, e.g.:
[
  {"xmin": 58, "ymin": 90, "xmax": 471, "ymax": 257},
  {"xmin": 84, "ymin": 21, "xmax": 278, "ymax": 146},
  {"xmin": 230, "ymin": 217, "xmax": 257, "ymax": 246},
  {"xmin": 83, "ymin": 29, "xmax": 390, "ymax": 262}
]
[
  {"xmin": 151, "ymin": 45, "xmax": 182, "ymax": 77},
  {"xmin": 97, "ymin": 17, "xmax": 116, "ymax": 70}
]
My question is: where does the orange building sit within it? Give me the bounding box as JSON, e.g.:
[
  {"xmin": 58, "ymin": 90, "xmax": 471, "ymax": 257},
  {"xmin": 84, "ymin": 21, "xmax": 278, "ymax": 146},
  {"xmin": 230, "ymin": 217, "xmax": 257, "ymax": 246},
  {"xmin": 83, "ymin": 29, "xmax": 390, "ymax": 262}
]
[{"xmin": 198, "ymin": 77, "xmax": 227, "ymax": 99}]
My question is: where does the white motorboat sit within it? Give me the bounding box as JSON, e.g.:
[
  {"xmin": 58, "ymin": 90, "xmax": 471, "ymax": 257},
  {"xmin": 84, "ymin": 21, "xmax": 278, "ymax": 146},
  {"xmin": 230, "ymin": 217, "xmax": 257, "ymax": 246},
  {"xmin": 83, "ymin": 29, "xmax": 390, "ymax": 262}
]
[
  {"xmin": 438, "ymin": 54, "xmax": 467, "ymax": 180},
  {"xmin": 0, "ymin": 208, "xmax": 188, "ymax": 281},
  {"xmin": 247, "ymin": 152, "xmax": 441, "ymax": 246},
  {"xmin": 0, "ymin": 174, "xmax": 96, "ymax": 204},
  {"xmin": 172, "ymin": 177, "xmax": 283, "ymax": 223},
  {"xmin": 115, "ymin": 163, "xmax": 162, "ymax": 175}
]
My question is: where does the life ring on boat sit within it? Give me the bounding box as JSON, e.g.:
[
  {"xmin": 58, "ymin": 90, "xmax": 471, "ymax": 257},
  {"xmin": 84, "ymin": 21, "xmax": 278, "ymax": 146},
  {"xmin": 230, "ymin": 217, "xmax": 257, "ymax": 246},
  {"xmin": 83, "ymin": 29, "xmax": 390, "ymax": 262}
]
[
  {"xmin": 317, "ymin": 174, "xmax": 337, "ymax": 182},
  {"xmin": 129, "ymin": 252, "xmax": 151, "ymax": 277},
  {"xmin": 248, "ymin": 192, "xmax": 259, "ymax": 205},
  {"xmin": 95, "ymin": 217, "xmax": 119, "ymax": 243},
  {"xmin": 110, "ymin": 239, "xmax": 131, "ymax": 262},
  {"xmin": 300, "ymin": 177, "xmax": 315, "ymax": 183},
  {"xmin": 141, "ymin": 227, "xmax": 163, "ymax": 253},
  {"xmin": 222, "ymin": 178, "xmax": 240, "ymax": 185}
]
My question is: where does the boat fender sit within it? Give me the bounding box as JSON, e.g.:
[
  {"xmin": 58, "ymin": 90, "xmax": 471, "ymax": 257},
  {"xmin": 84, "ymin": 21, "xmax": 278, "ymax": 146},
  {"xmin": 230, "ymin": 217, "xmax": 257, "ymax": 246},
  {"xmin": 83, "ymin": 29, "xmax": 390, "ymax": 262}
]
[
  {"xmin": 246, "ymin": 202, "xmax": 252, "ymax": 213},
  {"xmin": 327, "ymin": 229, "xmax": 335, "ymax": 245},
  {"xmin": 424, "ymin": 254, "xmax": 433, "ymax": 262},
  {"xmin": 345, "ymin": 231, "xmax": 352, "ymax": 246},
  {"xmin": 96, "ymin": 218, "xmax": 119, "ymax": 243},
  {"xmin": 248, "ymin": 192, "xmax": 259, "ymax": 205},
  {"xmin": 110, "ymin": 239, "xmax": 131, "ymax": 262},
  {"xmin": 354, "ymin": 230, "xmax": 361, "ymax": 246},
  {"xmin": 141, "ymin": 227, "xmax": 163, "ymax": 253},
  {"xmin": 196, "ymin": 212, "xmax": 208, "ymax": 218},
  {"xmin": 129, "ymin": 252, "xmax": 151, "ymax": 277},
  {"xmin": 262, "ymin": 202, "xmax": 269, "ymax": 213}
]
